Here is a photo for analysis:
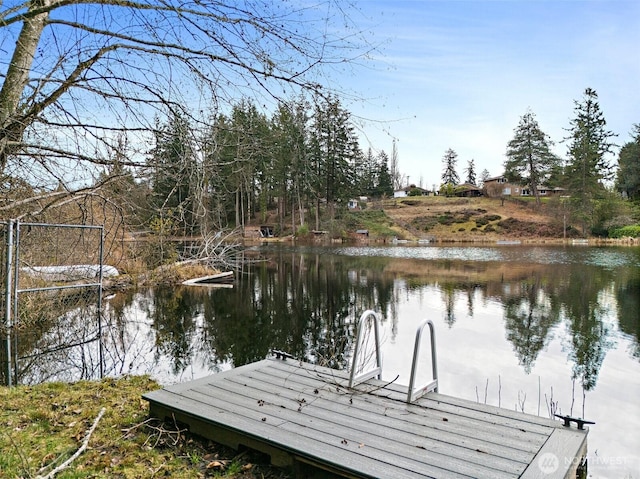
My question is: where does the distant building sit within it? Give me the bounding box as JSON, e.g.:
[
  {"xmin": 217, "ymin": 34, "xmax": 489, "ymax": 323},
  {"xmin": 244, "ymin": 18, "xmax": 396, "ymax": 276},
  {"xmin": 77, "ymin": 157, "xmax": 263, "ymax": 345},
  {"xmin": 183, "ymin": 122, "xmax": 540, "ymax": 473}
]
[
  {"xmin": 454, "ymin": 183, "xmax": 483, "ymax": 197},
  {"xmin": 393, "ymin": 189, "xmax": 408, "ymax": 198},
  {"xmin": 483, "ymin": 176, "xmax": 519, "ymax": 197},
  {"xmin": 394, "ymin": 185, "xmax": 429, "ymax": 198},
  {"xmin": 521, "ymin": 186, "xmax": 566, "ymax": 197},
  {"xmin": 243, "ymin": 225, "xmax": 275, "ymax": 238},
  {"xmin": 484, "ymin": 176, "xmax": 566, "ymax": 198}
]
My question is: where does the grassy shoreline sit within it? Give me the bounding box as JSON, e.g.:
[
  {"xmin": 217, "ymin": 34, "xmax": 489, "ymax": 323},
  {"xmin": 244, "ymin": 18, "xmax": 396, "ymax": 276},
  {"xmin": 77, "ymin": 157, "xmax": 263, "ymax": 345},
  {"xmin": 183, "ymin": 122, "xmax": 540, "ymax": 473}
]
[
  {"xmin": 244, "ymin": 197, "xmax": 640, "ymax": 245},
  {"xmin": 0, "ymin": 376, "xmax": 290, "ymax": 478}
]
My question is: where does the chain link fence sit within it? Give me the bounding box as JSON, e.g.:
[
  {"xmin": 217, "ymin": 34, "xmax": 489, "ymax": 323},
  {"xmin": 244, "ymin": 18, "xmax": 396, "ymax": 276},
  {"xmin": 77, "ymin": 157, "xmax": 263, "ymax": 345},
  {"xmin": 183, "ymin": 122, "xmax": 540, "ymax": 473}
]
[{"xmin": 1, "ymin": 221, "xmax": 107, "ymax": 385}]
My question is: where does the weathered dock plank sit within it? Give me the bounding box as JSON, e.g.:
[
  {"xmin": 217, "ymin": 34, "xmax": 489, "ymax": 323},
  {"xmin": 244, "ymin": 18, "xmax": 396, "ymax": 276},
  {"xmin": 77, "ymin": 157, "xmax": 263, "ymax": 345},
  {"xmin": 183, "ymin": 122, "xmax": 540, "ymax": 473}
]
[
  {"xmin": 220, "ymin": 370, "xmax": 537, "ymax": 461},
  {"xmin": 143, "ymin": 358, "xmax": 587, "ymax": 478},
  {"xmin": 252, "ymin": 360, "xmax": 554, "ymax": 438},
  {"xmin": 219, "ymin": 365, "xmax": 541, "ymax": 469},
  {"xmin": 185, "ymin": 381, "xmax": 518, "ymax": 478}
]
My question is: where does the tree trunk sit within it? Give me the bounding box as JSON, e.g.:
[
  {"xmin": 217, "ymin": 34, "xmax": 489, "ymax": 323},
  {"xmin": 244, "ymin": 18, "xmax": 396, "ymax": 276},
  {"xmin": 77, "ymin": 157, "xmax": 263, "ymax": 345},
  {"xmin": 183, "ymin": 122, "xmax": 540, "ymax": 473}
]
[
  {"xmin": 278, "ymin": 196, "xmax": 283, "ymax": 233},
  {"xmin": 291, "ymin": 195, "xmax": 295, "ymax": 235},
  {"xmin": 0, "ymin": 0, "xmax": 51, "ymax": 169},
  {"xmin": 297, "ymin": 186, "xmax": 305, "ymax": 226},
  {"xmin": 235, "ymin": 189, "xmax": 241, "ymax": 227}
]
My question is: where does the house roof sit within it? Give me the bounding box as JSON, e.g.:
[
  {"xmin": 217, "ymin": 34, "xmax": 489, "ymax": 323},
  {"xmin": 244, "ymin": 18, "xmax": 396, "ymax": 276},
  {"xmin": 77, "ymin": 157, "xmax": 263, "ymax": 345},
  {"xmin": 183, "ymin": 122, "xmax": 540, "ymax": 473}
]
[
  {"xmin": 396, "ymin": 185, "xmax": 428, "ymax": 193},
  {"xmin": 457, "ymin": 183, "xmax": 481, "ymax": 190},
  {"xmin": 484, "ymin": 175, "xmax": 506, "ymax": 182}
]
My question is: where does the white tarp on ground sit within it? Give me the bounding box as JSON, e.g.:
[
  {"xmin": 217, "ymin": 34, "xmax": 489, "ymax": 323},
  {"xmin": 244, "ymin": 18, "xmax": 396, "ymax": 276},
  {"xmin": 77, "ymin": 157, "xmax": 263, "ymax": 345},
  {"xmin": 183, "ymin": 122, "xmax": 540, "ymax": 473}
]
[{"xmin": 20, "ymin": 265, "xmax": 119, "ymax": 282}]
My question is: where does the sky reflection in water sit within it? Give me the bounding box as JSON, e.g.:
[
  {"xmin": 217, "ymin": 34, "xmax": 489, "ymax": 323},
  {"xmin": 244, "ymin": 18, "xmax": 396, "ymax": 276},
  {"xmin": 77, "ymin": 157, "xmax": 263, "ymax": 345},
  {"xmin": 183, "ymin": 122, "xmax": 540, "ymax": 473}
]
[{"xmin": 18, "ymin": 244, "xmax": 636, "ymax": 477}]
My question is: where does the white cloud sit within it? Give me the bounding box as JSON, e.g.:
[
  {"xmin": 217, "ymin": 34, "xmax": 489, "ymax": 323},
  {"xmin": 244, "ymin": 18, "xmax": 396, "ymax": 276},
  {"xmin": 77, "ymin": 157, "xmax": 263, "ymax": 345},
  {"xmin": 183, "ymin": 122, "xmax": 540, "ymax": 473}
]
[{"xmin": 345, "ymin": 0, "xmax": 640, "ymax": 182}]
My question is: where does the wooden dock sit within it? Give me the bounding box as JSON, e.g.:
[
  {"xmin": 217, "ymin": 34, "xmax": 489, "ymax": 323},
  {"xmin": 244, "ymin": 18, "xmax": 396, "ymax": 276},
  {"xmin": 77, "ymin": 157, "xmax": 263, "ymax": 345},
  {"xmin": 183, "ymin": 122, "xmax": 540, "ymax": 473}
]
[{"xmin": 143, "ymin": 358, "xmax": 588, "ymax": 478}]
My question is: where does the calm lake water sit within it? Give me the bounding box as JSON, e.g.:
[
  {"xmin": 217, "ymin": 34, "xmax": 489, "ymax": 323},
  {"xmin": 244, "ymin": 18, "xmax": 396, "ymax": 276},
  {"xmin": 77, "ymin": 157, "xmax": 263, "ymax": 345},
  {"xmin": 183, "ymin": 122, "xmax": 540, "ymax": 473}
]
[{"xmin": 19, "ymin": 244, "xmax": 640, "ymax": 478}]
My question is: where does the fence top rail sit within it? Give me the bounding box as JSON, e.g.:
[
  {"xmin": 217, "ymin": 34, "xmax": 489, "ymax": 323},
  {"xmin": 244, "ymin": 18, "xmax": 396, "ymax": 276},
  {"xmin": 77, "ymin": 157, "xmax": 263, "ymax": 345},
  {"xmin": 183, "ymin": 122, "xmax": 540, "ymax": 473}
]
[
  {"xmin": 14, "ymin": 221, "xmax": 103, "ymax": 230},
  {"xmin": 18, "ymin": 282, "xmax": 102, "ymax": 294}
]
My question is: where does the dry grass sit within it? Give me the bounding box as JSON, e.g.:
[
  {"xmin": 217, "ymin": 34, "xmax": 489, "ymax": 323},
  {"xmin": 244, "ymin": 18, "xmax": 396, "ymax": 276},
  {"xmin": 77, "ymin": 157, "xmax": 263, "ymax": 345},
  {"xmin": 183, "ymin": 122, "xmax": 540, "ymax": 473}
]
[
  {"xmin": 380, "ymin": 257, "xmax": 556, "ymax": 284},
  {"xmin": 382, "ymin": 196, "xmax": 559, "ymax": 241}
]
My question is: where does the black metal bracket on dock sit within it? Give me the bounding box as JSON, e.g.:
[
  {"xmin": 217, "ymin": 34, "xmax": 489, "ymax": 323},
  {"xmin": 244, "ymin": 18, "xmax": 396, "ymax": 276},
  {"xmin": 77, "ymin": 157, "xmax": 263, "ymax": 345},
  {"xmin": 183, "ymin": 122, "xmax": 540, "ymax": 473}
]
[
  {"xmin": 554, "ymin": 414, "xmax": 595, "ymax": 430},
  {"xmin": 272, "ymin": 350, "xmax": 293, "ymax": 360}
]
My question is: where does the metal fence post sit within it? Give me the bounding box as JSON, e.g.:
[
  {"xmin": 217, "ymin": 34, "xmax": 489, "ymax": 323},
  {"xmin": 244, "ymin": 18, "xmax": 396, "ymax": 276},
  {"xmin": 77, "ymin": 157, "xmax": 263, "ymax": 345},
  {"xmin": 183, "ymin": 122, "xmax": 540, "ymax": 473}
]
[
  {"xmin": 3, "ymin": 220, "xmax": 14, "ymax": 386},
  {"xmin": 98, "ymin": 226, "xmax": 105, "ymax": 379},
  {"xmin": 13, "ymin": 221, "xmax": 21, "ymax": 384}
]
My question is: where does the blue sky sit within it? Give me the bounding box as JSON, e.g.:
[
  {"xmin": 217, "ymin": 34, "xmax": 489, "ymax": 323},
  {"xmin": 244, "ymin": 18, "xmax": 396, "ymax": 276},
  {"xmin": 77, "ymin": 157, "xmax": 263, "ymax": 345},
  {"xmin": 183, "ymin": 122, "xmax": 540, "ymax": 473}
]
[
  {"xmin": 333, "ymin": 0, "xmax": 640, "ymax": 188},
  {"xmin": 2, "ymin": 0, "xmax": 637, "ymax": 191}
]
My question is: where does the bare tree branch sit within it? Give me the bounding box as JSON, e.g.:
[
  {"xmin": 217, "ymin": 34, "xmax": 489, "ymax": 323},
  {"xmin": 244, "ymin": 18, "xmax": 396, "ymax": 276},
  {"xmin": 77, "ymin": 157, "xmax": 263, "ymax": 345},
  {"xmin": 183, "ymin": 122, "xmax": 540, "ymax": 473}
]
[
  {"xmin": 1, "ymin": 0, "xmax": 371, "ymax": 177},
  {"xmin": 35, "ymin": 407, "xmax": 106, "ymax": 479}
]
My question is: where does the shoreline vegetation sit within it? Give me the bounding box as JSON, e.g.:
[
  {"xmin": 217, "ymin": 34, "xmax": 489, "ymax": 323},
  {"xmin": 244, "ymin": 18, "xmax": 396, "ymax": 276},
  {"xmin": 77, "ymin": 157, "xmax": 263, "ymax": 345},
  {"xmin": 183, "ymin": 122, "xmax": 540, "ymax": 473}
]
[
  {"xmin": 241, "ymin": 196, "xmax": 640, "ymax": 247},
  {"xmin": 247, "ymin": 234, "xmax": 640, "ymax": 246},
  {"xmin": 111, "ymin": 196, "xmax": 639, "ymax": 291},
  {"xmin": 2, "ymin": 197, "xmax": 638, "ymax": 479}
]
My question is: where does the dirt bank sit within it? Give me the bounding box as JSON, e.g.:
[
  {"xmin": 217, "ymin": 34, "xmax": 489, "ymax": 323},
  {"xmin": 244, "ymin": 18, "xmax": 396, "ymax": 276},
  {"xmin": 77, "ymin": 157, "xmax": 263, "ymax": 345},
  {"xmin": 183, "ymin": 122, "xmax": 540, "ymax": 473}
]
[{"xmin": 380, "ymin": 196, "xmax": 582, "ymax": 243}]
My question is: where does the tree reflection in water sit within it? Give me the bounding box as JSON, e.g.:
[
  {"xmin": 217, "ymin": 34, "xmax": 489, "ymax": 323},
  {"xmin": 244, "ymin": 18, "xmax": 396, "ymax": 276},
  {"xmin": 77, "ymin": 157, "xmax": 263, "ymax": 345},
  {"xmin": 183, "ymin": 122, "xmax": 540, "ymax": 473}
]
[
  {"xmin": 5, "ymin": 245, "xmax": 638, "ymax": 479},
  {"xmin": 7, "ymin": 245, "xmax": 640, "ymax": 393},
  {"xmin": 503, "ymin": 275, "xmax": 560, "ymax": 374},
  {"xmin": 562, "ymin": 269, "xmax": 615, "ymax": 391},
  {"xmin": 616, "ymin": 276, "xmax": 640, "ymax": 359}
]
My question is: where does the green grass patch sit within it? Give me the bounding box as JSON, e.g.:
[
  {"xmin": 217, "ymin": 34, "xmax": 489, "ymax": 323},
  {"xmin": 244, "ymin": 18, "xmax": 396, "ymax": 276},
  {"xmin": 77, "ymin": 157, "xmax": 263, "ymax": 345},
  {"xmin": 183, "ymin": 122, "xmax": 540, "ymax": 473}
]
[
  {"xmin": 610, "ymin": 225, "xmax": 640, "ymax": 238},
  {"xmin": 0, "ymin": 376, "xmax": 289, "ymax": 478},
  {"xmin": 475, "ymin": 214, "xmax": 501, "ymax": 227},
  {"xmin": 437, "ymin": 213, "xmax": 455, "ymax": 225},
  {"xmin": 342, "ymin": 210, "xmax": 398, "ymax": 237}
]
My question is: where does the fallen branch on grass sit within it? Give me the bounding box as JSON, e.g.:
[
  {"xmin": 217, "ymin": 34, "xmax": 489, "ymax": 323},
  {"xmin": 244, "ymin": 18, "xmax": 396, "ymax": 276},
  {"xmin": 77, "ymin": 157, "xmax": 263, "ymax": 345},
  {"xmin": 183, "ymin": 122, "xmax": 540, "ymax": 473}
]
[
  {"xmin": 35, "ymin": 407, "xmax": 106, "ymax": 479},
  {"xmin": 122, "ymin": 415, "xmax": 187, "ymax": 448}
]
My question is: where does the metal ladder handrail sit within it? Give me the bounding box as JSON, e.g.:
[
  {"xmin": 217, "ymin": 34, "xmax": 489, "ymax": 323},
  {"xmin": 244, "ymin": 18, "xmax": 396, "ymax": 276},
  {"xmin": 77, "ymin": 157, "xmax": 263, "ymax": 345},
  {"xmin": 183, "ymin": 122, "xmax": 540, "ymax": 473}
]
[
  {"xmin": 407, "ymin": 318, "xmax": 438, "ymax": 403},
  {"xmin": 348, "ymin": 310, "xmax": 382, "ymax": 388}
]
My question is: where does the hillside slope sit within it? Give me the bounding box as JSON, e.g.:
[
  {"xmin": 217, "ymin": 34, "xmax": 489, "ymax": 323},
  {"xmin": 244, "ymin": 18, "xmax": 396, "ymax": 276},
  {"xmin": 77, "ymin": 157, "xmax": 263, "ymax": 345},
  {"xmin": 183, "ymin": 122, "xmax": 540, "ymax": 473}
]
[{"xmin": 377, "ymin": 196, "xmax": 573, "ymax": 242}]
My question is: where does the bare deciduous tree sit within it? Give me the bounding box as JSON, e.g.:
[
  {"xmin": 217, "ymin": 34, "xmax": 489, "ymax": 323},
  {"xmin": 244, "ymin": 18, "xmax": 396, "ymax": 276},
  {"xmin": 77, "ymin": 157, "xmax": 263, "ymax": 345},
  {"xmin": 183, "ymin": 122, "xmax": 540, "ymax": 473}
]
[{"xmin": 0, "ymin": 0, "xmax": 371, "ymax": 198}]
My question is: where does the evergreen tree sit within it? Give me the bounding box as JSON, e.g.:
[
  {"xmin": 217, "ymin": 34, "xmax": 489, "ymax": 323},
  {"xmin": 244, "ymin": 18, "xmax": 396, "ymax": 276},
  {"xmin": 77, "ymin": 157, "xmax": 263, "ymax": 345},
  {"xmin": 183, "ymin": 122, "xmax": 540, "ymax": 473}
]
[
  {"xmin": 98, "ymin": 134, "xmax": 147, "ymax": 226},
  {"xmin": 565, "ymin": 88, "xmax": 617, "ymax": 234},
  {"xmin": 616, "ymin": 124, "xmax": 640, "ymax": 201},
  {"xmin": 310, "ymin": 96, "xmax": 359, "ymax": 219},
  {"xmin": 354, "ymin": 148, "xmax": 377, "ymax": 196},
  {"xmin": 203, "ymin": 112, "xmax": 236, "ymax": 229},
  {"xmin": 375, "ymin": 150, "xmax": 393, "ymax": 197},
  {"xmin": 441, "ymin": 148, "xmax": 459, "ymax": 194},
  {"xmin": 203, "ymin": 101, "xmax": 272, "ymax": 230},
  {"xmin": 229, "ymin": 100, "xmax": 271, "ymax": 228},
  {"xmin": 272, "ymin": 98, "xmax": 311, "ymax": 231},
  {"xmin": 464, "ymin": 158, "xmax": 477, "ymax": 185},
  {"xmin": 505, "ymin": 110, "xmax": 560, "ymax": 205},
  {"xmin": 148, "ymin": 112, "xmax": 198, "ymax": 235},
  {"xmin": 545, "ymin": 161, "xmax": 567, "ymax": 189}
]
